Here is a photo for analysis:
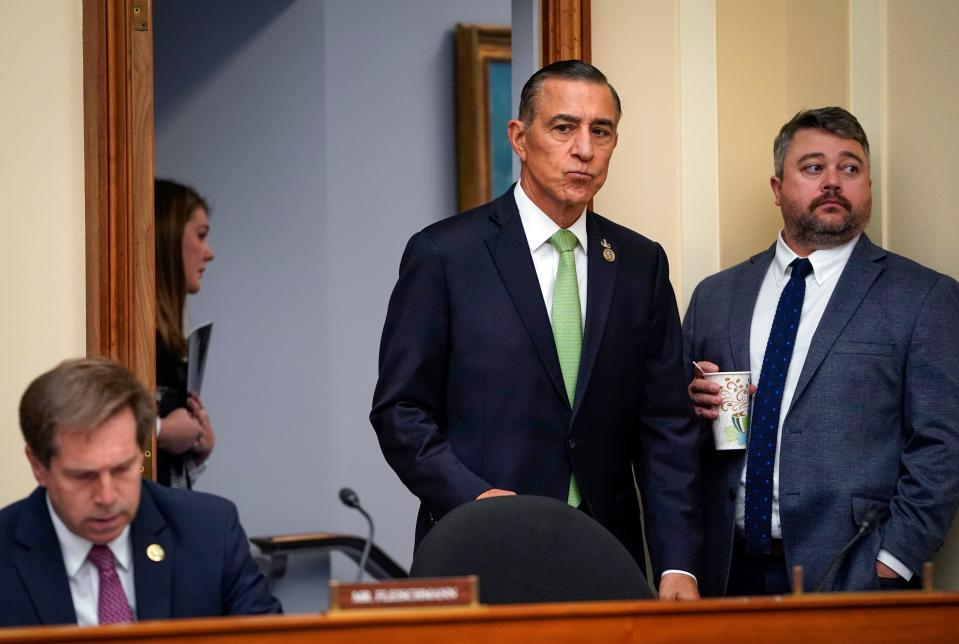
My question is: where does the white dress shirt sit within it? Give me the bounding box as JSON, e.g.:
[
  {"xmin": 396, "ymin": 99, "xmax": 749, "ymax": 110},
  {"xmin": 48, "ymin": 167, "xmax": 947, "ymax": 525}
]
[
  {"xmin": 514, "ymin": 182, "xmax": 587, "ymax": 325},
  {"xmin": 513, "ymin": 182, "xmax": 695, "ymax": 584},
  {"xmin": 47, "ymin": 494, "xmax": 137, "ymax": 625},
  {"xmin": 736, "ymin": 232, "xmax": 911, "ymax": 579}
]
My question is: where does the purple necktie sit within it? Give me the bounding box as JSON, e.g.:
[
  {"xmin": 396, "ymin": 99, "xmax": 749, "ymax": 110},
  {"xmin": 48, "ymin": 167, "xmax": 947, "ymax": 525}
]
[{"xmin": 87, "ymin": 545, "xmax": 134, "ymax": 624}]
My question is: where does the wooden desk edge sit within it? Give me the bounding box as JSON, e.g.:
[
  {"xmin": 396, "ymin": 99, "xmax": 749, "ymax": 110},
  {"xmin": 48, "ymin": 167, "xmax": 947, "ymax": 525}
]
[{"xmin": 2, "ymin": 592, "xmax": 958, "ymax": 641}]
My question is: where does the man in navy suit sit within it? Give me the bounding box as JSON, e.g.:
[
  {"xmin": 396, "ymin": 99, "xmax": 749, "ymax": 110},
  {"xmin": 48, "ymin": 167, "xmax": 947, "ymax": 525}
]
[
  {"xmin": 685, "ymin": 107, "xmax": 959, "ymax": 595},
  {"xmin": 0, "ymin": 357, "xmax": 280, "ymax": 627},
  {"xmin": 371, "ymin": 60, "xmax": 701, "ymax": 599}
]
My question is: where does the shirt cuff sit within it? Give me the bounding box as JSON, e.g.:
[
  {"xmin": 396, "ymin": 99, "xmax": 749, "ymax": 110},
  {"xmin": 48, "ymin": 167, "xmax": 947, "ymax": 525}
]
[
  {"xmin": 661, "ymin": 569, "xmax": 698, "ymax": 583},
  {"xmin": 185, "ymin": 454, "xmax": 207, "ymax": 481},
  {"xmin": 155, "ymin": 416, "xmax": 162, "ymax": 437},
  {"xmin": 877, "ymin": 549, "xmax": 913, "ymax": 581}
]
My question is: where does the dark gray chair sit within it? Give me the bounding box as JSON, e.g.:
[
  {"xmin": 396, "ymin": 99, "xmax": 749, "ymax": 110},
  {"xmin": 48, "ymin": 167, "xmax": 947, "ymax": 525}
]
[{"xmin": 409, "ymin": 495, "xmax": 653, "ymax": 604}]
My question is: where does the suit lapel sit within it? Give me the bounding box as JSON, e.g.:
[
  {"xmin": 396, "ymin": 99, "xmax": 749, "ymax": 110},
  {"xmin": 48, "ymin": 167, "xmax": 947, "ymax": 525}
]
[
  {"xmin": 485, "ymin": 193, "xmax": 569, "ymax": 406},
  {"xmin": 731, "ymin": 246, "xmax": 775, "ymax": 371},
  {"xmin": 571, "ymin": 213, "xmax": 617, "ymax": 420},
  {"xmin": 790, "ymin": 235, "xmax": 884, "ymax": 408},
  {"xmin": 12, "ymin": 488, "xmax": 77, "ymax": 625},
  {"xmin": 131, "ymin": 482, "xmax": 174, "ymax": 620}
]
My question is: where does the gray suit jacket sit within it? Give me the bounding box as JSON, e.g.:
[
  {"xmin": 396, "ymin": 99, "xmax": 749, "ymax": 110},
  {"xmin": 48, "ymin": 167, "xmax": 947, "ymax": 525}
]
[{"xmin": 683, "ymin": 234, "xmax": 959, "ymax": 595}]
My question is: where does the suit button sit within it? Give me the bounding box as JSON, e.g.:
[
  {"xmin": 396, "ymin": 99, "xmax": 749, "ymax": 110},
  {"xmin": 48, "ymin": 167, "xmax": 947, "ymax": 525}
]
[
  {"xmin": 568, "ymin": 438, "xmax": 577, "ymax": 449},
  {"xmin": 728, "ymin": 487, "xmax": 736, "ymax": 501}
]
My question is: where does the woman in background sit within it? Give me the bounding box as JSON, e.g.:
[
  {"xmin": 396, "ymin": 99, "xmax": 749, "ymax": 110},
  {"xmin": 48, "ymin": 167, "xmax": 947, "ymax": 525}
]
[{"xmin": 155, "ymin": 178, "xmax": 216, "ymax": 487}]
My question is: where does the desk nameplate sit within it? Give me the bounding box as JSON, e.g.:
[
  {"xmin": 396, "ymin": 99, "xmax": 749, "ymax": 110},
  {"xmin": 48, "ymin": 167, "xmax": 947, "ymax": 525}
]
[{"xmin": 329, "ymin": 576, "xmax": 478, "ymax": 611}]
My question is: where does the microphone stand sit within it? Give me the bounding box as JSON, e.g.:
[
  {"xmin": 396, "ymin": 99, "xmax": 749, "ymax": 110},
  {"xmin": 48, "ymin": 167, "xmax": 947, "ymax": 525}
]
[
  {"xmin": 814, "ymin": 508, "xmax": 882, "ymax": 592},
  {"xmin": 339, "ymin": 487, "xmax": 375, "ymax": 583}
]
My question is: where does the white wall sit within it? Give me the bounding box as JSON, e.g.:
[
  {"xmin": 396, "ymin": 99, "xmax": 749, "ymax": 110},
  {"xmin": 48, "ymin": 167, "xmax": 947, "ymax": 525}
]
[
  {"xmin": 592, "ymin": 0, "xmax": 685, "ymax": 301},
  {"xmin": 0, "ymin": 1, "xmax": 86, "ymax": 505},
  {"xmin": 884, "ymin": 0, "xmax": 959, "ymax": 587},
  {"xmin": 153, "ymin": 0, "xmax": 511, "ymax": 583}
]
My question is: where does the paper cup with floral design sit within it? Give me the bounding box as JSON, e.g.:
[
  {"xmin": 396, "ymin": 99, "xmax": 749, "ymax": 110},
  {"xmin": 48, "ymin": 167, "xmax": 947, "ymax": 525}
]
[{"xmin": 705, "ymin": 371, "xmax": 751, "ymax": 450}]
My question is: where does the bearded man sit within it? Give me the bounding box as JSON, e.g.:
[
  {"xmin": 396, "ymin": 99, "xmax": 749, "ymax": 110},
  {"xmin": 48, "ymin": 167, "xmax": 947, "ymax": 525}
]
[{"xmin": 684, "ymin": 107, "xmax": 959, "ymax": 595}]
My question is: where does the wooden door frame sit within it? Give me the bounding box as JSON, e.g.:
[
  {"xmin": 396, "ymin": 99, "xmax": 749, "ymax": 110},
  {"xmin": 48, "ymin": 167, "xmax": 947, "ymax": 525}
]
[
  {"xmin": 82, "ymin": 0, "xmax": 156, "ymax": 476},
  {"xmin": 80, "ymin": 0, "xmax": 589, "ymax": 479},
  {"xmin": 542, "ymin": 0, "xmax": 590, "ymax": 64}
]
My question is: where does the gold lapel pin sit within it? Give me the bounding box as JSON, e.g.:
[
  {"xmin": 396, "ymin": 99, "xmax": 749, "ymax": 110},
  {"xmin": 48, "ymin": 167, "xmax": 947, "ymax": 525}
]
[
  {"xmin": 600, "ymin": 238, "xmax": 615, "ymax": 262},
  {"xmin": 146, "ymin": 544, "xmax": 165, "ymax": 562}
]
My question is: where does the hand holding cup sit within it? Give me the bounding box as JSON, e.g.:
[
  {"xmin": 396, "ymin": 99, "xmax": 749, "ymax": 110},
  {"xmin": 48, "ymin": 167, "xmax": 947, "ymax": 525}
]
[{"xmin": 689, "ymin": 361, "xmax": 754, "ymax": 450}]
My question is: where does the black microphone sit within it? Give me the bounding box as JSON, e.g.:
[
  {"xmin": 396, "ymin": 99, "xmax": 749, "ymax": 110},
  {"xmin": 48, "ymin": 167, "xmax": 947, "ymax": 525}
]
[
  {"xmin": 338, "ymin": 487, "xmax": 374, "ymax": 583},
  {"xmin": 814, "ymin": 507, "xmax": 886, "ymax": 592}
]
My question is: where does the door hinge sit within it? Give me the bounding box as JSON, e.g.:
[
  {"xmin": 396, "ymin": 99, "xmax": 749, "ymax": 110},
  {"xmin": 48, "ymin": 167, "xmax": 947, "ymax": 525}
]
[{"xmin": 133, "ymin": 0, "xmax": 149, "ymax": 32}]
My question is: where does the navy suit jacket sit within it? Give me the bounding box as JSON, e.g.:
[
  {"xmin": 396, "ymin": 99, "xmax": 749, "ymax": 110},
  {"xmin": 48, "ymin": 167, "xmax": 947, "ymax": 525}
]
[
  {"xmin": 0, "ymin": 481, "xmax": 280, "ymax": 627},
  {"xmin": 371, "ymin": 188, "xmax": 701, "ymax": 577},
  {"xmin": 683, "ymin": 234, "xmax": 959, "ymax": 595}
]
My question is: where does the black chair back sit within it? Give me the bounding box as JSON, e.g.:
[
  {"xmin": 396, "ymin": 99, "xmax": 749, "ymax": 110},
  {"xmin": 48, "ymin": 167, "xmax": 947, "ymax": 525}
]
[{"xmin": 409, "ymin": 495, "xmax": 653, "ymax": 604}]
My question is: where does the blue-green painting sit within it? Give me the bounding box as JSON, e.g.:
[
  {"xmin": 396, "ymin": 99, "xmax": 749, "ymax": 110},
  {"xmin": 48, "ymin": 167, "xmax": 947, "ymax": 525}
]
[{"xmin": 487, "ymin": 60, "xmax": 512, "ymax": 197}]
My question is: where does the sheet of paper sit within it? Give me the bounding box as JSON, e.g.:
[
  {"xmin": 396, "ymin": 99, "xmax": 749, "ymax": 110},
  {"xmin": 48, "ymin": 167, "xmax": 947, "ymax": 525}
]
[{"xmin": 187, "ymin": 321, "xmax": 213, "ymax": 395}]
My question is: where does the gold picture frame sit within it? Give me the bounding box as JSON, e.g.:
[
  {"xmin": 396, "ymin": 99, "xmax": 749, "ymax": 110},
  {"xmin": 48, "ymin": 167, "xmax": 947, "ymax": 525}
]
[{"xmin": 454, "ymin": 24, "xmax": 512, "ymax": 212}]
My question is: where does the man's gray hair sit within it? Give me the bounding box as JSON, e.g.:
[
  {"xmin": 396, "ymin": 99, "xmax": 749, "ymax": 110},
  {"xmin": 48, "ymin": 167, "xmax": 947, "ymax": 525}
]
[{"xmin": 518, "ymin": 59, "xmax": 622, "ymax": 126}]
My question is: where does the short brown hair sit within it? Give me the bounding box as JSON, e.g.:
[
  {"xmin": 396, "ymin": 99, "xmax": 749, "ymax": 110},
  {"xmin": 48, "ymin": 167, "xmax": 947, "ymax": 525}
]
[
  {"xmin": 19, "ymin": 357, "xmax": 155, "ymax": 467},
  {"xmin": 773, "ymin": 106, "xmax": 870, "ymax": 179}
]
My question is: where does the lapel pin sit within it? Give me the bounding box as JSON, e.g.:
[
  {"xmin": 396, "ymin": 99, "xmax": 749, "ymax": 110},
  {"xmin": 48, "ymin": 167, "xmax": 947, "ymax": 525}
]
[
  {"xmin": 146, "ymin": 544, "xmax": 165, "ymax": 562},
  {"xmin": 600, "ymin": 239, "xmax": 616, "ymax": 262}
]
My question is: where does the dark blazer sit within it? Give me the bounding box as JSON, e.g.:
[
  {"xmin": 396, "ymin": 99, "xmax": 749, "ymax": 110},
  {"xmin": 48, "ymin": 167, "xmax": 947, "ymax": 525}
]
[
  {"xmin": 0, "ymin": 481, "xmax": 281, "ymax": 627},
  {"xmin": 371, "ymin": 188, "xmax": 701, "ymax": 577},
  {"xmin": 156, "ymin": 332, "xmax": 189, "ymax": 487},
  {"xmin": 683, "ymin": 234, "xmax": 959, "ymax": 595}
]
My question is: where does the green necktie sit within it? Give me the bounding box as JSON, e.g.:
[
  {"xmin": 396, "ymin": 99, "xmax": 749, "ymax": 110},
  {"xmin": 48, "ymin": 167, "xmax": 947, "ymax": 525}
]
[{"xmin": 549, "ymin": 229, "xmax": 583, "ymax": 507}]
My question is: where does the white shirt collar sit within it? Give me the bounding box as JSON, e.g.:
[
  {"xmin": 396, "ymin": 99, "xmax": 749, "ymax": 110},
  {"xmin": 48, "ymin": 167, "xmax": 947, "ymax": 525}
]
[
  {"xmin": 46, "ymin": 491, "xmax": 133, "ymax": 578},
  {"xmin": 772, "ymin": 231, "xmax": 860, "ymax": 287},
  {"xmin": 513, "ymin": 182, "xmax": 588, "ymax": 253}
]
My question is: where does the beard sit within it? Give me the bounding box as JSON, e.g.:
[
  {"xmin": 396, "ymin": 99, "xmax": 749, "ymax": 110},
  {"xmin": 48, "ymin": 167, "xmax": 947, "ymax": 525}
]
[{"xmin": 782, "ymin": 192, "xmax": 870, "ymax": 250}]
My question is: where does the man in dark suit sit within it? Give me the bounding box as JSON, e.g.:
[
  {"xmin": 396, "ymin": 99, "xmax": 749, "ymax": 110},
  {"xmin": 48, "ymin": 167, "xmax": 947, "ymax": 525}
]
[
  {"xmin": 0, "ymin": 357, "xmax": 280, "ymax": 627},
  {"xmin": 371, "ymin": 60, "xmax": 701, "ymax": 599},
  {"xmin": 684, "ymin": 107, "xmax": 959, "ymax": 595}
]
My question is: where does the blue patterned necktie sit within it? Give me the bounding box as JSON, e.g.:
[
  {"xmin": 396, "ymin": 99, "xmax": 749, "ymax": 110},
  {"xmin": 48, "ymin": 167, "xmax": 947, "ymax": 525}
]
[
  {"xmin": 744, "ymin": 257, "xmax": 813, "ymax": 554},
  {"xmin": 549, "ymin": 229, "xmax": 583, "ymax": 507}
]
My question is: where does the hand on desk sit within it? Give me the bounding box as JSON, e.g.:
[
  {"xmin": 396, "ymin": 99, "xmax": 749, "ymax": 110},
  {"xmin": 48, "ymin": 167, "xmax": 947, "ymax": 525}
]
[{"xmin": 659, "ymin": 573, "xmax": 700, "ymax": 600}]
